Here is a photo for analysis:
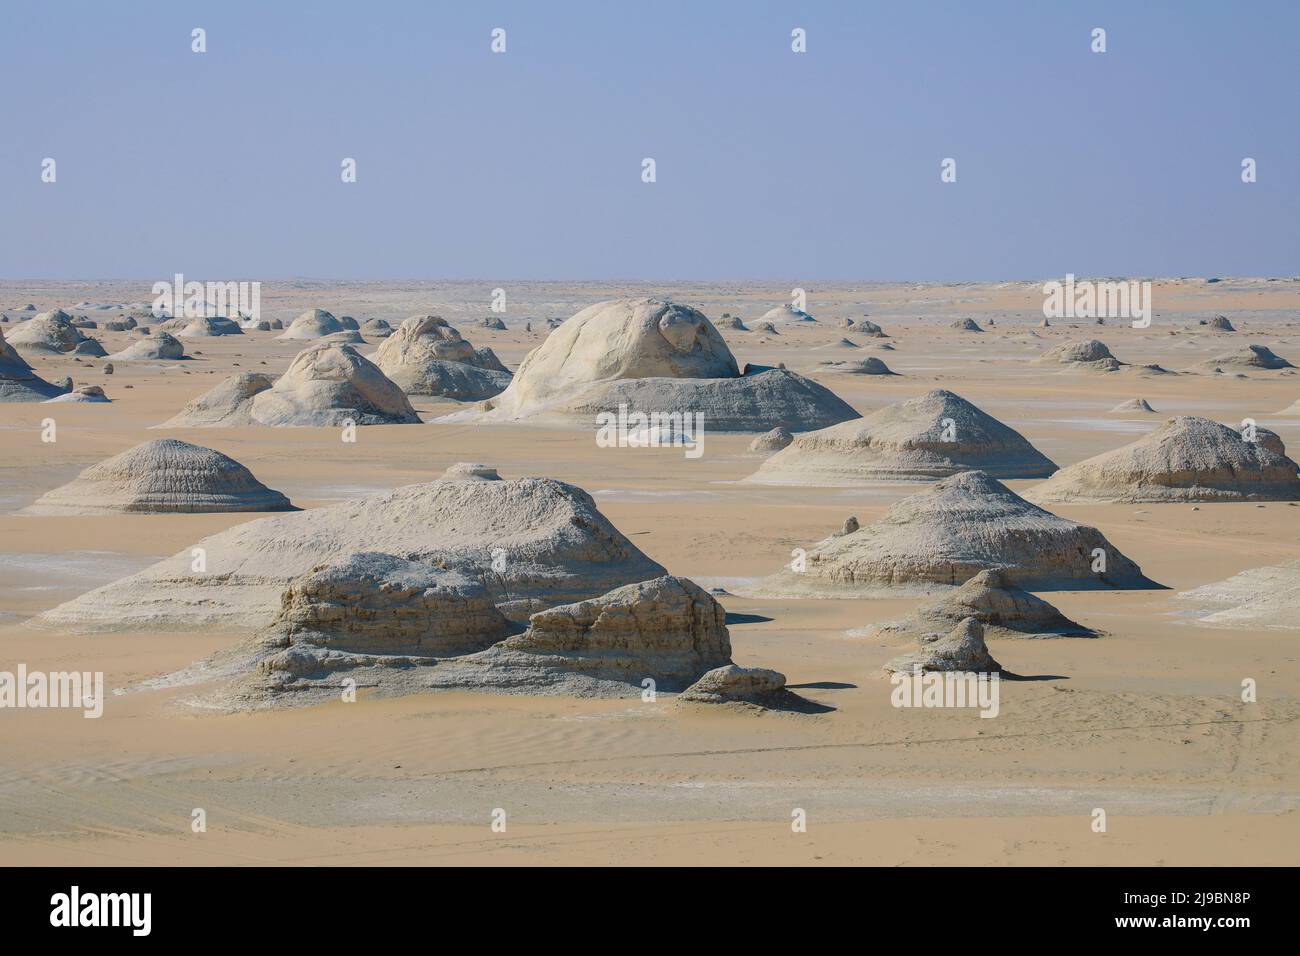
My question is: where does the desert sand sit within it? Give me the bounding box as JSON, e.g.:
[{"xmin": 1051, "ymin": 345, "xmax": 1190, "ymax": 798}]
[{"xmin": 2, "ymin": 277, "xmax": 1298, "ymax": 866}]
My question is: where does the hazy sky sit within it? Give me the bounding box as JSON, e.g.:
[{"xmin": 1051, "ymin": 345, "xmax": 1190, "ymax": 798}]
[{"xmin": 3, "ymin": 0, "xmax": 1297, "ymax": 280}]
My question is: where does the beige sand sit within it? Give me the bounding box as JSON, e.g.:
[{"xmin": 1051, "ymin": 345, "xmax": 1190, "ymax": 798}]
[{"xmin": 2, "ymin": 277, "xmax": 1298, "ymax": 866}]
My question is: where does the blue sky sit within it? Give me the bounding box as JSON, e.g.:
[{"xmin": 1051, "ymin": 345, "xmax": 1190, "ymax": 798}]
[{"xmin": 2, "ymin": 0, "xmax": 1296, "ymax": 280}]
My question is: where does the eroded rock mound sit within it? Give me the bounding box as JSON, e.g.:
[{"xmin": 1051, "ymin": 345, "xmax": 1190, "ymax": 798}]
[
  {"xmin": 1025, "ymin": 416, "xmax": 1300, "ymax": 503},
  {"xmin": 40, "ymin": 467, "xmax": 667, "ymax": 632},
  {"xmin": 883, "ymin": 618, "xmax": 1002, "ymax": 674},
  {"xmin": 749, "ymin": 427, "xmax": 793, "ymax": 453},
  {"xmin": 160, "ymin": 372, "xmax": 275, "ymax": 426},
  {"xmin": 1035, "ymin": 339, "xmax": 1123, "ymax": 371},
  {"xmin": 160, "ymin": 347, "xmax": 414, "ymax": 426},
  {"xmin": 1192, "ymin": 344, "xmax": 1294, "ymax": 373},
  {"xmin": 1209, "ymin": 315, "xmax": 1235, "ymax": 332},
  {"xmin": 864, "ymin": 569, "xmax": 1096, "ymax": 641},
  {"xmin": 0, "ymin": 326, "xmax": 63, "ymax": 402},
  {"xmin": 109, "ymin": 331, "xmax": 187, "ymax": 361},
  {"xmin": 746, "ymin": 470, "xmax": 1161, "ymax": 597},
  {"xmin": 678, "ymin": 664, "xmax": 792, "ymax": 707},
  {"xmin": 371, "ymin": 315, "xmax": 512, "ymax": 400},
  {"xmin": 952, "ymin": 318, "xmax": 982, "ymax": 332},
  {"xmin": 761, "ymin": 304, "xmax": 816, "ymax": 323},
  {"xmin": 267, "ymin": 554, "xmax": 511, "ymax": 656},
  {"xmin": 44, "ymin": 384, "xmax": 109, "ymax": 404},
  {"xmin": 7, "ymin": 311, "xmax": 84, "ymax": 353},
  {"xmin": 360, "ymin": 318, "xmax": 393, "ymax": 338},
  {"xmin": 438, "ymin": 299, "xmax": 856, "ymax": 432},
  {"xmin": 21, "ymin": 438, "xmax": 295, "ymax": 515},
  {"xmin": 817, "ymin": 357, "xmax": 897, "ymax": 375},
  {"xmin": 277, "ymin": 309, "xmax": 346, "ymax": 340},
  {"xmin": 1111, "ymin": 398, "xmax": 1157, "ymax": 413},
  {"xmin": 178, "ymin": 317, "xmax": 243, "ymax": 337},
  {"xmin": 747, "ymin": 389, "xmax": 1056, "ymax": 485}
]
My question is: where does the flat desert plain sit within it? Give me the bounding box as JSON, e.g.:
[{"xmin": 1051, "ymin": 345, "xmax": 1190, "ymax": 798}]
[{"xmin": 1, "ymin": 278, "xmax": 1297, "ymax": 866}]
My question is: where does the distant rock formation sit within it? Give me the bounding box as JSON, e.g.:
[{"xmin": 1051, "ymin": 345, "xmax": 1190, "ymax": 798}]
[
  {"xmin": 1025, "ymin": 416, "xmax": 1300, "ymax": 503},
  {"xmin": 747, "ymin": 389, "xmax": 1056, "ymax": 484}
]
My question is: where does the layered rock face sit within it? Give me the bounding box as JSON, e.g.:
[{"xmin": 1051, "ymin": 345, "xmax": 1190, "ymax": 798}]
[
  {"xmin": 747, "ymin": 470, "xmax": 1162, "ymax": 598},
  {"xmin": 20, "ymin": 438, "xmax": 294, "ymax": 515},
  {"xmin": 746, "ymin": 389, "xmax": 1056, "ymax": 485},
  {"xmin": 424, "ymin": 576, "xmax": 733, "ymax": 693},
  {"xmin": 437, "ymin": 299, "xmax": 859, "ymax": 432},
  {"xmin": 371, "ymin": 315, "xmax": 511, "ymax": 399},
  {"xmin": 1024, "ymin": 416, "xmax": 1300, "ymax": 503},
  {"xmin": 39, "ymin": 466, "xmax": 667, "ymax": 632},
  {"xmin": 267, "ymin": 553, "xmax": 512, "ymax": 656}
]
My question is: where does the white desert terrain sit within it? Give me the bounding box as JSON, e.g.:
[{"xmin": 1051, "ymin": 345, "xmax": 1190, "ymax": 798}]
[{"xmin": 1, "ymin": 277, "xmax": 1298, "ymax": 866}]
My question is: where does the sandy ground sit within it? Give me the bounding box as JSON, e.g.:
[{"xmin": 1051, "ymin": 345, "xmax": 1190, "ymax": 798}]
[{"xmin": 1, "ymin": 278, "xmax": 1298, "ymax": 866}]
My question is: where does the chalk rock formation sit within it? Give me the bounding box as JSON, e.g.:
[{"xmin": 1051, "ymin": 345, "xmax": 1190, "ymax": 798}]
[
  {"xmin": 1193, "ymin": 344, "xmax": 1294, "ymax": 373},
  {"xmin": 678, "ymin": 664, "xmax": 791, "ymax": 706},
  {"xmin": 746, "ymin": 470, "xmax": 1161, "ymax": 598},
  {"xmin": 0, "ymin": 326, "xmax": 63, "ymax": 401},
  {"xmin": 817, "ymin": 357, "xmax": 897, "ymax": 375},
  {"xmin": 159, "ymin": 372, "xmax": 275, "ymax": 427},
  {"xmin": 266, "ymin": 554, "xmax": 511, "ymax": 656},
  {"xmin": 371, "ymin": 315, "xmax": 512, "ymax": 400},
  {"xmin": 747, "ymin": 389, "xmax": 1056, "ymax": 485},
  {"xmin": 1176, "ymin": 559, "xmax": 1300, "ymax": 630},
  {"xmin": 176, "ymin": 343, "xmax": 415, "ymax": 427},
  {"xmin": 178, "ymin": 317, "xmax": 243, "ymax": 337},
  {"xmin": 749, "ymin": 427, "xmax": 793, "ymax": 453},
  {"xmin": 952, "ymin": 318, "xmax": 982, "ymax": 332},
  {"xmin": 760, "ymin": 304, "xmax": 816, "ymax": 323},
  {"xmin": 21, "ymin": 438, "xmax": 294, "ymax": 515},
  {"xmin": 438, "ymin": 299, "xmax": 858, "ymax": 432},
  {"xmin": 109, "ymin": 331, "xmax": 187, "ymax": 361},
  {"xmin": 72, "ymin": 338, "xmax": 107, "ymax": 357},
  {"xmin": 1035, "ymin": 339, "xmax": 1122, "ymax": 371},
  {"xmin": 882, "ymin": 618, "xmax": 1002, "ymax": 674},
  {"xmin": 1209, "ymin": 315, "xmax": 1235, "ymax": 332},
  {"xmin": 277, "ymin": 309, "xmax": 345, "ymax": 340},
  {"xmin": 1111, "ymin": 398, "xmax": 1157, "ymax": 413},
  {"xmin": 864, "ymin": 569, "xmax": 1096, "ymax": 641},
  {"xmin": 44, "ymin": 384, "xmax": 110, "ymax": 404},
  {"xmin": 7, "ymin": 311, "xmax": 84, "ymax": 353},
  {"xmin": 1024, "ymin": 416, "xmax": 1300, "ymax": 503},
  {"xmin": 360, "ymin": 318, "xmax": 393, "ymax": 338},
  {"xmin": 40, "ymin": 466, "xmax": 667, "ymax": 632}
]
